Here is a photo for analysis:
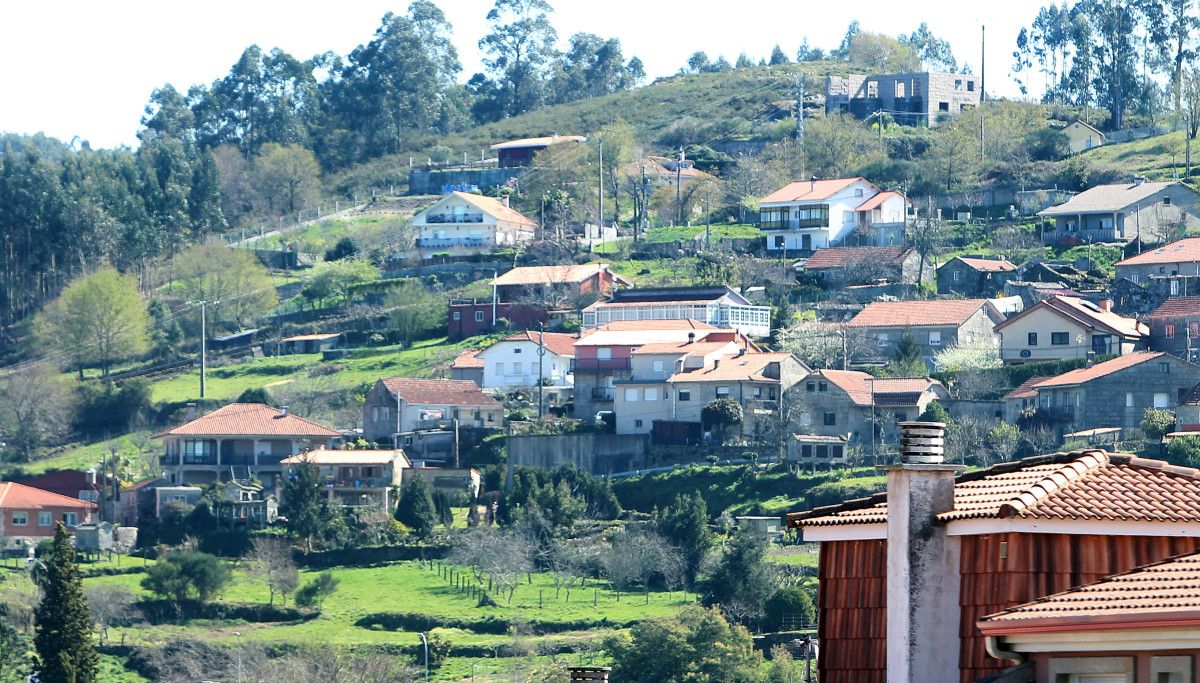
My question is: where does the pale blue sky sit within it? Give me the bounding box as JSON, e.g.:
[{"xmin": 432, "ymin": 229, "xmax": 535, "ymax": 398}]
[{"xmin": 1, "ymin": 0, "xmax": 1050, "ymax": 148}]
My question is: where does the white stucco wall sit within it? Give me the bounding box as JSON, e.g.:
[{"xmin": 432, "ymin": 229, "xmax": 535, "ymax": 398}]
[{"xmin": 478, "ymin": 341, "xmax": 571, "ymax": 388}]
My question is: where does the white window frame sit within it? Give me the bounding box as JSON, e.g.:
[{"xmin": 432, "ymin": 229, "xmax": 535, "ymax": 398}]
[
  {"xmin": 1154, "ymin": 392, "xmax": 1171, "ymax": 408},
  {"xmin": 596, "ymin": 347, "xmax": 612, "ymax": 361},
  {"xmin": 623, "ymin": 388, "xmax": 639, "ymax": 402},
  {"xmin": 644, "ymin": 388, "xmax": 659, "ymax": 401},
  {"xmin": 11, "ymin": 511, "xmax": 27, "ymax": 526},
  {"xmin": 1126, "ymin": 392, "xmax": 1134, "ymax": 408},
  {"xmin": 63, "ymin": 512, "xmax": 78, "ymax": 527},
  {"xmin": 653, "ymin": 360, "xmax": 664, "ymax": 373},
  {"xmin": 928, "ymin": 331, "xmax": 942, "ymax": 346},
  {"xmin": 716, "ymin": 386, "xmax": 731, "ymax": 397},
  {"xmin": 474, "ymin": 310, "xmax": 485, "ymax": 322}
]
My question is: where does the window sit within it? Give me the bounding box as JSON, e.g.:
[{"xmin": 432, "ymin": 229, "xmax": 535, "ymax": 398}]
[
  {"xmin": 512, "ymin": 361, "xmax": 523, "ymax": 374},
  {"xmin": 474, "ymin": 311, "xmax": 485, "ymax": 322},
  {"xmin": 816, "ymin": 445, "xmax": 828, "ymax": 460},
  {"xmin": 928, "ymin": 331, "xmax": 942, "ymax": 346},
  {"xmin": 952, "ymin": 271, "xmax": 960, "ymax": 281},
  {"xmin": 818, "ymin": 381, "xmax": 828, "ymax": 392},
  {"xmin": 855, "ymin": 188, "xmax": 864, "ymax": 197},
  {"xmin": 1190, "ymin": 321, "xmax": 1199, "ymax": 337},
  {"xmin": 513, "ymin": 347, "xmax": 522, "ymax": 354},
  {"xmin": 1160, "ymin": 362, "xmax": 1171, "ymax": 374},
  {"xmin": 634, "ymin": 419, "xmax": 643, "ymax": 428},
  {"xmin": 644, "ymin": 388, "xmax": 659, "ymax": 401},
  {"xmin": 843, "ymin": 210, "xmax": 854, "ymax": 224},
  {"xmin": 774, "ymin": 236, "xmax": 785, "ymax": 248},
  {"xmin": 623, "ymin": 388, "xmax": 639, "ymax": 402},
  {"xmin": 11, "ymin": 511, "xmax": 27, "ymax": 526},
  {"xmin": 678, "ymin": 389, "xmax": 691, "ymax": 401},
  {"xmin": 967, "ymin": 80, "xmax": 975, "ymax": 92},
  {"xmin": 452, "ymin": 311, "xmax": 461, "ymax": 321},
  {"xmin": 716, "ymin": 386, "xmax": 731, "ymax": 397},
  {"xmin": 800, "ymin": 412, "xmax": 812, "ymax": 426},
  {"xmin": 653, "ymin": 360, "xmax": 664, "ymax": 373},
  {"xmin": 954, "ymin": 78, "xmax": 963, "ymax": 90},
  {"xmin": 1154, "ymin": 392, "xmax": 1171, "ymax": 408},
  {"xmin": 753, "ymin": 386, "xmax": 762, "ymax": 398},
  {"xmin": 37, "ymin": 511, "xmax": 51, "ymax": 526},
  {"xmin": 866, "ymin": 80, "xmax": 878, "ymax": 97},
  {"xmin": 596, "ymin": 347, "xmax": 612, "ymax": 360},
  {"xmin": 896, "ymin": 412, "xmax": 908, "ymax": 421},
  {"xmin": 495, "ymin": 362, "xmax": 504, "ymax": 375},
  {"xmin": 1172, "ymin": 280, "xmax": 1181, "ymax": 296},
  {"xmin": 1051, "ymin": 332, "xmax": 1069, "ymax": 346},
  {"xmin": 1126, "ymin": 392, "xmax": 1134, "ymax": 407},
  {"xmin": 939, "ymin": 101, "xmax": 950, "ymax": 112},
  {"xmin": 801, "ymin": 445, "xmax": 813, "ymax": 458},
  {"xmin": 1028, "ymin": 332, "xmax": 1038, "ymax": 346},
  {"xmin": 63, "ymin": 513, "xmax": 77, "ymax": 527},
  {"xmin": 1167, "ymin": 324, "xmax": 1177, "ymax": 339},
  {"xmin": 823, "ymin": 412, "xmax": 837, "ymax": 426},
  {"xmin": 1164, "ymin": 196, "xmax": 1173, "ymax": 206},
  {"xmin": 806, "ymin": 382, "xmax": 815, "ymax": 392},
  {"xmin": 877, "ymin": 333, "xmax": 890, "ymax": 347}
]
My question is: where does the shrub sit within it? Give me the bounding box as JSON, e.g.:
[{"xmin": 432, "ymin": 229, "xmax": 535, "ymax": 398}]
[
  {"xmin": 140, "ymin": 552, "xmax": 230, "ymax": 603},
  {"xmin": 295, "ymin": 571, "xmax": 339, "ymax": 609},
  {"xmin": 763, "ymin": 586, "xmax": 815, "ymax": 631}
]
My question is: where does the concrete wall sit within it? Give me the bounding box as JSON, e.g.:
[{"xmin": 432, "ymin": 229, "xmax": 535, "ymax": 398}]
[
  {"xmin": 407, "ymin": 167, "xmax": 521, "ymax": 195},
  {"xmin": 506, "ymin": 433, "xmax": 647, "ymax": 482}
]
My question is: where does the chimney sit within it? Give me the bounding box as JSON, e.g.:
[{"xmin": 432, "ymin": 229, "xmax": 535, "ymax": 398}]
[
  {"xmin": 1086, "ymin": 351, "xmax": 1096, "ymax": 367},
  {"xmin": 501, "ymin": 194, "xmax": 510, "ymax": 207},
  {"xmin": 186, "ymin": 402, "xmax": 197, "ymax": 420},
  {"xmin": 1097, "ymin": 299, "xmax": 1113, "ymax": 312},
  {"xmin": 810, "ymin": 174, "xmax": 818, "ymax": 192},
  {"xmin": 1134, "ymin": 175, "xmax": 1146, "ymax": 186},
  {"xmin": 713, "ymin": 359, "xmax": 721, "ymax": 369},
  {"xmin": 568, "ymin": 667, "xmax": 611, "ymax": 683},
  {"xmin": 687, "ymin": 332, "xmax": 696, "ymax": 344},
  {"xmin": 279, "ymin": 405, "xmax": 289, "ymax": 417},
  {"xmin": 881, "ymin": 422, "xmax": 965, "ymax": 683}
]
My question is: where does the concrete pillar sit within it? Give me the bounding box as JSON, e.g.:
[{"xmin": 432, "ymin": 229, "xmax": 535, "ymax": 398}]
[{"xmin": 882, "ymin": 422, "xmax": 965, "ymax": 683}]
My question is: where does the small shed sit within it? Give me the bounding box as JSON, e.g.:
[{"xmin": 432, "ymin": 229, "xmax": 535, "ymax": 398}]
[
  {"xmin": 735, "ymin": 515, "xmax": 784, "ymax": 540},
  {"xmin": 74, "ymin": 522, "xmax": 114, "ymax": 552},
  {"xmin": 209, "ymin": 329, "xmax": 260, "ymax": 352},
  {"xmin": 276, "ymin": 332, "xmax": 342, "ymax": 355}
]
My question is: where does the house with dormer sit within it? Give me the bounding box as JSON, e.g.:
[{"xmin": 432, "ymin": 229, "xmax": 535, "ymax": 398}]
[{"xmin": 759, "ymin": 177, "xmax": 910, "ymax": 252}]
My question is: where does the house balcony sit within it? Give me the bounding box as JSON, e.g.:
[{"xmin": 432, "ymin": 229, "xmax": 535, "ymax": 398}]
[
  {"xmin": 425, "ymin": 213, "xmax": 484, "ymax": 224},
  {"xmin": 417, "ymin": 236, "xmax": 487, "ymax": 248},
  {"xmin": 575, "ymin": 358, "xmax": 631, "ymax": 371},
  {"xmin": 761, "ymin": 219, "xmax": 830, "ymax": 231},
  {"xmin": 591, "ymin": 387, "xmax": 615, "ymax": 402},
  {"xmin": 321, "ymin": 477, "xmax": 393, "ymax": 489},
  {"xmin": 746, "ymin": 399, "xmax": 779, "ymax": 412},
  {"xmin": 1042, "ymin": 406, "xmax": 1075, "ymax": 421}
]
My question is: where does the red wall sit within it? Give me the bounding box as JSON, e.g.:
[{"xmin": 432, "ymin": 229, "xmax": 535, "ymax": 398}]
[
  {"xmin": 447, "ymin": 303, "xmax": 546, "ymax": 340},
  {"xmin": 818, "ymin": 539, "xmax": 887, "ymax": 683}
]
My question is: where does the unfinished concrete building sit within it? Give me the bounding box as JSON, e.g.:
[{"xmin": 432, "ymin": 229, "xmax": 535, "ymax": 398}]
[{"xmin": 826, "ymin": 71, "xmax": 981, "ymax": 126}]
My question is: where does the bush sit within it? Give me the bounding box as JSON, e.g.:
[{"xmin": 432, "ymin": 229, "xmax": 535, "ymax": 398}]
[
  {"xmin": 354, "ymin": 612, "xmax": 628, "ymax": 635},
  {"xmin": 135, "ymin": 599, "xmax": 313, "ymax": 624},
  {"xmin": 74, "ymin": 379, "xmax": 153, "ymax": 436},
  {"xmin": 1167, "ymin": 434, "xmax": 1200, "ymax": 468},
  {"xmin": 295, "ymin": 571, "xmax": 339, "ymax": 609},
  {"xmin": 140, "ymin": 551, "xmax": 230, "ymax": 603},
  {"xmin": 763, "ymin": 586, "xmax": 815, "ymax": 631},
  {"xmin": 324, "ymin": 236, "xmax": 361, "ymax": 262}
]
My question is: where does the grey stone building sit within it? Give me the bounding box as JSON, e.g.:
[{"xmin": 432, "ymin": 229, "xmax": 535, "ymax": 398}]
[
  {"xmin": 826, "ymin": 71, "xmax": 981, "ymax": 126},
  {"xmin": 1114, "ymin": 235, "xmax": 1200, "ymax": 284},
  {"xmin": 1030, "ymin": 351, "xmax": 1200, "ymax": 432},
  {"xmin": 1146, "ymin": 296, "xmax": 1200, "ymax": 362},
  {"xmin": 845, "ymin": 299, "xmax": 1005, "ymax": 365},
  {"xmin": 801, "ymin": 246, "xmax": 933, "ymax": 287},
  {"xmin": 1038, "ymin": 181, "xmax": 1200, "ymax": 245},
  {"xmin": 936, "ymin": 257, "xmax": 1017, "ymax": 297},
  {"xmin": 791, "ymin": 369, "xmax": 949, "ymax": 452}
]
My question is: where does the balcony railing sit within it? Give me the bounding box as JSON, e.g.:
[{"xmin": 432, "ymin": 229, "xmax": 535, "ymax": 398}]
[
  {"xmin": 575, "ymin": 358, "xmax": 631, "ymax": 371},
  {"xmin": 760, "ymin": 220, "xmax": 790, "ymax": 230},
  {"xmin": 181, "ymin": 456, "xmax": 218, "ymax": 466},
  {"xmin": 322, "ymin": 477, "xmax": 392, "ymax": 488},
  {"xmin": 1042, "ymin": 406, "xmax": 1075, "ymax": 421},
  {"xmin": 425, "ymin": 213, "xmax": 484, "ymax": 224},
  {"xmin": 591, "ymin": 387, "xmax": 615, "ymax": 401},
  {"xmin": 417, "ymin": 237, "xmax": 487, "ymax": 248}
]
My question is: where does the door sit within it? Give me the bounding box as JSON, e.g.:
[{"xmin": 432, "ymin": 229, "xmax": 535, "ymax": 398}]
[{"xmin": 801, "ymin": 234, "xmax": 812, "ymax": 251}]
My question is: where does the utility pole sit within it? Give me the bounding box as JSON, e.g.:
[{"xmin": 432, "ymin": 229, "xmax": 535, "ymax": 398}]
[
  {"xmin": 980, "ymin": 25, "xmax": 986, "ymax": 163},
  {"xmin": 705, "ymin": 188, "xmax": 712, "ymax": 248},
  {"xmin": 597, "ymin": 138, "xmax": 604, "ymax": 230},
  {"xmin": 537, "ymin": 322, "xmax": 546, "ymax": 419},
  {"xmin": 676, "ymin": 147, "xmax": 683, "ymax": 226},
  {"xmin": 637, "ymin": 163, "xmax": 647, "ymax": 241},
  {"xmin": 191, "ymin": 300, "xmax": 217, "ymax": 399},
  {"xmin": 795, "ymin": 77, "xmax": 806, "ymax": 141}
]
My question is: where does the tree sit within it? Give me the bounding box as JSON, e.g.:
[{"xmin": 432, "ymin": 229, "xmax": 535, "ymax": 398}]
[
  {"xmin": 701, "ymin": 398, "xmax": 744, "ymax": 444},
  {"xmin": 767, "ymin": 645, "xmax": 806, "ymax": 683},
  {"xmin": 37, "ymin": 267, "xmax": 151, "ymax": 380},
  {"xmin": 324, "ymin": 236, "xmax": 360, "ymax": 262},
  {"xmin": 141, "ymin": 551, "xmax": 231, "ymax": 603},
  {"xmin": 450, "ymin": 528, "xmax": 532, "ymax": 604},
  {"xmin": 300, "ymin": 259, "xmax": 380, "ymax": 308},
  {"xmin": 934, "ymin": 342, "xmax": 1002, "ymax": 373},
  {"xmin": 173, "ymin": 240, "xmax": 279, "ymax": 329},
  {"xmin": 900, "ymin": 22, "xmax": 958, "ymax": 71},
  {"xmin": 252, "ymin": 143, "xmax": 320, "ymax": 216},
  {"xmin": 386, "ymin": 279, "xmax": 445, "ymax": 348},
  {"xmin": 803, "ymin": 114, "xmax": 884, "ymax": 178},
  {"xmin": 246, "ymin": 537, "xmax": 300, "ymax": 606},
  {"xmin": 700, "ymin": 527, "xmax": 778, "ymax": 626},
  {"xmin": 478, "ymin": 0, "xmax": 558, "ymax": 118},
  {"xmin": 652, "ymin": 493, "xmax": 713, "ymax": 587},
  {"xmin": 281, "ymin": 462, "xmax": 331, "ymax": 551},
  {"xmin": 768, "ymin": 45, "xmax": 790, "ymax": 65},
  {"xmin": 0, "ymin": 363, "xmax": 73, "ymax": 461},
  {"xmin": 84, "ymin": 586, "xmax": 134, "ymax": 644},
  {"xmin": 295, "ymin": 572, "xmax": 339, "ymax": 609},
  {"xmin": 0, "ymin": 622, "xmax": 30, "ymax": 683},
  {"xmin": 549, "ymin": 34, "xmax": 641, "ymax": 103},
  {"xmin": 34, "ymin": 524, "xmax": 99, "ymax": 683},
  {"xmin": 1026, "ymin": 127, "xmax": 1071, "ymax": 161},
  {"xmin": 988, "ymin": 423, "xmax": 1023, "ymax": 463},
  {"xmin": 847, "ymin": 32, "xmax": 921, "ymax": 71},
  {"xmin": 606, "ymin": 606, "xmax": 764, "ymax": 683},
  {"xmin": 686, "ymin": 51, "xmax": 712, "ymax": 73},
  {"xmin": 1167, "ymin": 433, "xmax": 1200, "ymax": 467},
  {"xmin": 604, "ymin": 530, "xmax": 682, "ymax": 591},
  {"xmin": 763, "ymin": 586, "xmax": 815, "ymax": 631},
  {"xmin": 1141, "ymin": 407, "xmax": 1176, "ymax": 442},
  {"xmin": 883, "ymin": 335, "xmax": 928, "ymax": 377},
  {"xmin": 395, "ymin": 475, "xmax": 437, "ymax": 538}
]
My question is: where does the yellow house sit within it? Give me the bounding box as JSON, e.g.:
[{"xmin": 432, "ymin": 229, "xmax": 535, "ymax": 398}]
[{"xmin": 1063, "ymin": 119, "xmax": 1106, "ymax": 155}]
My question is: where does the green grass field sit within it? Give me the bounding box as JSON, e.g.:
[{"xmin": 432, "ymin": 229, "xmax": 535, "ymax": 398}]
[{"xmin": 1078, "ymin": 129, "xmax": 1191, "ymax": 180}]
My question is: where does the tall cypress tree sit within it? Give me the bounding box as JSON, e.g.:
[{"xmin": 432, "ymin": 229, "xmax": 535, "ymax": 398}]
[
  {"xmin": 395, "ymin": 475, "xmax": 437, "ymax": 537},
  {"xmin": 34, "ymin": 524, "xmax": 98, "ymax": 683}
]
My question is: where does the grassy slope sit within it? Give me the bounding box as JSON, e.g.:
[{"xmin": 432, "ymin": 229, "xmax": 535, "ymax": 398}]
[{"xmin": 1078, "ymin": 130, "xmax": 1190, "ymax": 180}]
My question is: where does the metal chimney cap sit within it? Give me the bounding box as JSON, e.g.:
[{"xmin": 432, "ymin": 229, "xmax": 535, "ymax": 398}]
[{"xmin": 898, "ymin": 421, "xmax": 946, "ymax": 464}]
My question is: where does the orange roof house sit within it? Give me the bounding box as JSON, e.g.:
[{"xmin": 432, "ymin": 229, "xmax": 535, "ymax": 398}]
[
  {"xmin": 363, "ymin": 378, "xmax": 504, "ymax": 441},
  {"xmin": 846, "ymin": 299, "xmax": 1004, "ymax": 365},
  {"xmin": 0, "ymin": 482, "xmax": 97, "ymax": 543},
  {"xmin": 760, "ymin": 176, "xmax": 911, "ymax": 252}
]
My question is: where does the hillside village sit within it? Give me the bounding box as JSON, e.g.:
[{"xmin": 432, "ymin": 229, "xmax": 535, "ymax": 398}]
[{"xmin": 9, "ymin": 1, "xmax": 1200, "ymax": 682}]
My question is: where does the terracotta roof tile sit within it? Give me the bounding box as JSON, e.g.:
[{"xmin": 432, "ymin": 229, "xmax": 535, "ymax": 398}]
[
  {"xmin": 817, "ymin": 369, "xmax": 944, "ymax": 407},
  {"xmin": 1032, "ymin": 351, "xmax": 1166, "ymax": 388},
  {"xmin": 789, "ymin": 451, "xmax": 1200, "ymax": 528},
  {"xmin": 450, "ymin": 348, "xmax": 485, "ymax": 369},
  {"xmin": 157, "ymin": 403, "xmax": 341, "ymax": 438},
  {"xmin": 494, "ymin": 331, "xmax": 577, "ymax": 357},
  {"xmin": 1116, "ymin": 236, "xmax": 1200, "ymax": 266},
  {"xmin": 802, "ymin": 246, "xmax": 909, "ymax": 270},
  {"xmin": 492, "ymin": 264, "xmax": 617, "ymax": 286},
  {"xmin": 978, "ymin": 549, "xmax": 1200, "ymax": 632},
  {"xmin": 667, "ymin": 352, "xmax": 798, "ymax": 383},
  {"xmin": 854, "ymin": 190, "xmax": 908, "ymax": 212},
  {"xmin": 761, "ymin": 177, "xmax": 867, "ymax": 204},
  {"xmin": 846, "ymin": 299, "xmax": 994, "ymax": 328},
  {"xmin": 380, "ymin": 378, "xmax": 502, "ymax": 408},
  {"xmin": 0, "ymin": 482, "xmax": 98, "ymax": 511},
  {"xmin": 1003, "ymin": 376, "xmax": 1051, "ymax": 400},
  {"xmin": 1148, "ymin": 296, "xmax": 1200, "ymax": 318},
  {"xmin": 995, "ymin": 295, "xmax": 1145, "ymax": 338},
  {"xmin": 956, "ymin": 257, "xmax": 1017, "ymax": 272}
]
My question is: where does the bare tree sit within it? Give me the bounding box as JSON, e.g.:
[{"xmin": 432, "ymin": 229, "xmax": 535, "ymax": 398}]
[
  {"xmin": 451, "ymin": 528, "xmax": 532, "ymax": 604},
  {"xmin": 0, "ymin": 574, "xmax": 40, "ymax": 632},
  {"xmin": 85, "ymin": 586, "xmax": 136, "ymax": 644},
  {"xmin": 245, "ymin": 537, "xmax": 300, "ymax": 606},
  {"xmin": 603, "ymin": 529, "xmax": 680, "ymax": 594},
  {"xmin": 906, "ymin": 197, "xmax": 950, "ymax": 284},
  {"xmin": 0, "ymin": 363, "xmax": 74, "ymax": 461},
  {"xmin": 546, "ymin": 538, "xmax": 600, "ymax": 601}
]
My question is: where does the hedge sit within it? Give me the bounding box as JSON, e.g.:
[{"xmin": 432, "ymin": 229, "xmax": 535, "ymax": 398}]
[
  {"xmin": 354, "ymin": 611, "xmax": 631, "ymax": 635},
  {"xmin": 78, "ymin": 564, "xmax": 149, "ymax": 578},
  {"xmin": 136, "ymin": 599, "xmax": 316, "ymax": 624},
  {"xmin": 294, "ymin": 543, "xmax": 450, "ymax": 569}
]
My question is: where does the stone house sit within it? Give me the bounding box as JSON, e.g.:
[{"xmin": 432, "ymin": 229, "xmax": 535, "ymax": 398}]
[
  {"xmin": 826, "ymin": 71, "xmax": 981, "ymax": 126},
  {"xmin": 1146, "ymin": 296, "xmax": 1200, "ymax": 361},
  {"xmin": 1031, "ymin": 351, "xmax": 1200, "ymax": 431},
  {"xmin": 845, "ymin": 299, "xmax": 1004, "ymax": 365},
  {"xmin": 412, "ymin": 191, "xmax": 537, "ymax": 259},
  {"xmin": 362, "ymin": 378, "xmax": 503, "ymax": 444},
  {"xmin": 1062, "ymin": 119, "xmax": 1106, "ymax": 154},
  {"xmin": 792, "ymin": 369, "xmax": 949, "ymax": 451},
  {"xmin": 801, "ymin": 246, "xmax": 933, "ymax": 287},
  {"xmin": 157, "ymin": 403, "xmax": 341, "ymax": 485},
  {"xmin": 1002, "ymin": 376, "xmax": 1051, "ymax": 423},
  {"xmin": 995, "ymin": 294, "xmax": 1147, "ymax": 363},
  {"xmin": 1038, "ymin": 180, "xmax": 1200, "ymax": 245},
  {"xmin": 759, "ymin": 177, "xmax": 910, "ymax": 252},
  {"xmin": 0, "ymin": 482, "xmax": 97, "ymax": 548},
  {"xmin": 1115, "ymin": 236, "xmax": 1200, "ymax": 284},
  {"xmin": 936, "ymin": 256, "xmax": 1017, "ymax": 297}
]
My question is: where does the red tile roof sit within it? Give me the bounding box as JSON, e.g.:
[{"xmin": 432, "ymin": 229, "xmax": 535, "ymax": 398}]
[
  {"xmin": 1003, "ymin": 376, "xmax": 1051, "ymax": 400},
  {"xmin": 846, "ymin": 299, "xmax": 994, "ymax": 328},
  {"xmin": 818, "ymin": 370, "xmax": 944, "ymax": 407},
  {"xmin": 1116, "ymin": 237, "xmax": 1200, "ymax": 266},
  {"xmin": 157, "ymin": 403, "xmax": 342, "ymax": 438},
  {"xmin": 957, "ymin": 257, "xmax": 1016, "ymax": 272},
  {"xmin": 667, "ymin": 352, "xmax": 798, "ymax": 383},
  {"xmin": 854, "ymin": 190, "xmax": 908, "ymax": 212},
  {"xmin": 790, "ymin": 451, "xmax": 1200, "ymax": 528},
  {"xmin": 977, "ymin": 549, "xmax": 1200, "ymax": 633},
  {"xmin": 380, "ymin": 378, "xmax": 502, "ymax": 407},
  {"xmin": 0, "ymin": 482, "xmax": 97, "ymax": 511},
  {"xmin": 802, "ymin": 246, "xmax": 909, "ymax": 270},
  {"xmin": 760, "ymin": 177, "xmax": 867, "ymax": 204},
  {"xmin": 1033, "ymin": 351, "xmax": 1166, "ymax": 388},
  {"xmin": 450, "ymin": 348, "xmax": 485, "ymax": 369},
  {"xmin": 1148, "ymin": 296, "xmax": 1200, "ymax": 318},
  {"xmin": 495, "ymin": 331, "xmax": 577, "ymax": 357},
  {"xmin": 492, "ymin": 264, "xmax": 619, "ymax": 287},
  {"xmin": 994, "ymin": 295, "xmax": 1146, "ymax": 338}
]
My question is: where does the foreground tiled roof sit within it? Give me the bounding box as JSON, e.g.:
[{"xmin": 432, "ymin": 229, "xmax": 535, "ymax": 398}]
[
  {"xmin": 158, "ymin": 403, "xmax": 341, "ymax": 438},
  {"xmin": 760, "ymin": 177, "xmax": 867, "ymax": 204},
  {"xmin": 789, "ymin": 451, "xmax": 1200, "ymax": 528},
  {"xmin": 1032, "ymin": 351, "xmax": 1165, "ymax": 388},
  {"xmin": 978, "ymin": 550, "xmax": 1200, "ymax": 632},
  {"xmin": 1148, "ymin": 296, "xmax": 1200, "ymax": 318},
  {"xmin": 956, "ymin": 257, "xmax": 1017, "ymax": 272},
  {"xmin": 492, "ymin": 264, "xmax": 614, "ymax": 286},
  {"xmin": 380, "ymin": 378, "xmax": 502, "ymax": 407},
  {"xmin": 818, "ymin": 370, "xmax": 943, "ymax": 407},
  {"xmin": 802, "ymin": 246, "xmax": 909, "ymax": 270},
  {"xmin": 1116, "ymin": 236, "xmax": 1200, "ymax": 266},
  {"xmin": 1003, "ymin": 376, "xmax": 1051, "ymax": 400},
  {"xmin": 0, "ymin": 482, "xmax": 97, "ymax": 511},
  {"xmin": 846, "ymin": 299, "xmax": 992, "ymax": 328},
  {"xmin": 1039, "ymin": 181, "xmax": 1183, "ymax": 216}
]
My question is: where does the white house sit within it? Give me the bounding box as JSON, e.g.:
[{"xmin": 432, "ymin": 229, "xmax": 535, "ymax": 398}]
[
  {"xmin": 477, "ymin": 331, "xmax": 576, "ymax": 389},
  {"xmin": 1062, "ymin": 119, "xmax": 1106, "ymax": 155},
  {"xmin": 412, "ymin": 191, "xmax": 537, "ymax": 259},
  {"xmin": 759, "ymin": 177, "xmax": 910, "ymax": 252}
]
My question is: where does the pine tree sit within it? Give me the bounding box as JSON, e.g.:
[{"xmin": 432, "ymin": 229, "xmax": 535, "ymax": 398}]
[
  {"xmin": 395, "ymin": 475, "xmax": 437, "ymax": 537},
  {"xmin": 282, "ymin": 461, "xmax": 329, "ymax": 551},
  {"xmin": 34, "ymin": 524, "xmax": 99, "ymax": 683},
  {"xmin": 652, "ymin": 493, "xmax": 714, "ymax": 587}
]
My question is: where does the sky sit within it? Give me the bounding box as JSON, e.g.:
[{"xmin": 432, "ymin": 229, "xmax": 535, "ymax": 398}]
[{"xmin": 0, "ymin": 0, "xmax": 1052, "ymax": 149}]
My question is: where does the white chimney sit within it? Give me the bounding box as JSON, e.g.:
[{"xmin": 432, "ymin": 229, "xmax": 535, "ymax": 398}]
[
  {"xmin": 501, "ymin": 195, "xmax": 510, "ymax": 207},
  {"xmin": 882, "ymin": 421, "xmax": 964, "ymax": 683},
  {"xmin": 810, "ymin": 174, "xmax": 817, "ymax": 192},
  {"xmin": 186, "ymin": 402, "xmax": 197, "ymax": 420},
  {"xmin": 279, "ymin": 405, "xmax": 289, "ymax": 417}
]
